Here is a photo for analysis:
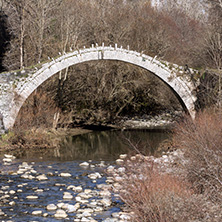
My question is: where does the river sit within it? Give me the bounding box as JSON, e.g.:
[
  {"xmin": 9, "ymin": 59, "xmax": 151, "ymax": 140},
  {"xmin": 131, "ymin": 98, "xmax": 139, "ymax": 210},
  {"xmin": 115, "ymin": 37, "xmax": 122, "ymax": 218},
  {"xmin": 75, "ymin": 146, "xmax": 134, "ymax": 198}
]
[{"xmin": 0, "ymin": 129, "xmax": 170, "ymax": 221}]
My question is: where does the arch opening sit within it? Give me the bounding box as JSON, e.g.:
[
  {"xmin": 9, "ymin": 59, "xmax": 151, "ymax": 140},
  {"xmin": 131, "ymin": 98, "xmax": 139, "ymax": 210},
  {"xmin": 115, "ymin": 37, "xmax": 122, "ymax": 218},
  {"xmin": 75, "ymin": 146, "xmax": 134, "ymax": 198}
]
[{"xmin": 14, "ymin": 60, "xmax": 185, "ymax": 129}]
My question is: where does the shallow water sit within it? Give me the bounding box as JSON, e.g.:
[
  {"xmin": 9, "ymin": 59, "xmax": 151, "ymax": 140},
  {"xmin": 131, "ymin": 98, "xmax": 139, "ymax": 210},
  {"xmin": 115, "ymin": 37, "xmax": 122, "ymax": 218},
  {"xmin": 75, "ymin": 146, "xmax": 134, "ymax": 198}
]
[{"xmin": 0, "ymin": 130, "xmax": 170, "ymax": 221}]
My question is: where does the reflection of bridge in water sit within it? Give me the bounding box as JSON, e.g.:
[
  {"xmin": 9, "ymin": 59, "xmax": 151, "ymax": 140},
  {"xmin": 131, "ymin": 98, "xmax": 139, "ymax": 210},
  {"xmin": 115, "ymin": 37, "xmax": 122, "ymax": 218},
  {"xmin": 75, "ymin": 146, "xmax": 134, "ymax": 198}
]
[{"xmin": 0, "ymin": 43, "xmax": 198, "ymax": 130}]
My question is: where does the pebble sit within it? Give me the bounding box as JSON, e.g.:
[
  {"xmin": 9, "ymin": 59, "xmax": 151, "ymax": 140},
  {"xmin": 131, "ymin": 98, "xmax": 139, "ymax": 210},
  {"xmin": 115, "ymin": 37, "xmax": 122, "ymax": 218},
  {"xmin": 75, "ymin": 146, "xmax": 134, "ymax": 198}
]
[
  {"xmin": 26, "ymin": 195, "xmax": 38, "ymax": 200},
  {"xmin": 116, "ymin": 159, "xmax": 124, "ymax": 165},
  {"xmin": 67, "ymin": 203, "xmax": 80, "ymax": 213},
  {"xmin": 119, "ymin": 154, "xmax": 127, "ymax": 159},
  {"xmin": 47, "ymin": 203, "xmax": 57, "ymax": 211},
  {"xmin": 9, "ymin": 190, "xmax": 16, "ymax": 195},
  {"xmin": 54, "ymin": 209, "xmax": 67, "ymax": 218},
  {"xmin": 79, "ymin": 162, "xmax": 89, "ymax": 167},
  {"xmin": 63, "ymin": 192, "xmax": 73, "ymax": 200},
  {"xmin": 4, "ymin": 154, "xmax": 16, "ymax": 159},
  {"xmin": 3, "ymin": 158, "xmax": 12, "ymax": 163},
  {"xmin": 73, "ymin": 186, "xmax": 83, "ymax": 192},
  {"xmin": 32, "ymin": 210, "xmax": 42, "ymax": 215},
  {"xmin": 0, "ymin": 209, "xmax": 5, "ymax": 216},
  {"xmin": 60, "ymin": 172, "xmax": 72, "ymax": 177},
  {"xmin": 36, "ymin": 174, "xmax": 48, "ymax": 181}
]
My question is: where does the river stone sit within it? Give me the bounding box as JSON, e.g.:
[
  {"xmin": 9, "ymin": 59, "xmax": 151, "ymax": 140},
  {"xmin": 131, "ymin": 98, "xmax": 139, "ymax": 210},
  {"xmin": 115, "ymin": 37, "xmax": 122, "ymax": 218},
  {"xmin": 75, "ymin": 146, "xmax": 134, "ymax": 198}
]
[
  {"xmin": 100, "ymin": 198, "xmax": 112, "ymax": 207},
  {"xmin": 99, "ymin": 190, "xmax": 111, "ymax": 197},
  {"xmin": 9, "ymin": 201, "xmax": 15, "ymax": 206},
  {"xmin": 0, "ymin": 209, "xmax": 5, "ymax": 216},
  {"xmin": 117, "ymin": 167, "xmax": 126, "ymax": 173},
  {"xmin": 57, "ymin": 203, "xmax": 64, "ymax": 208},
  {"xmin": 130, "ymin": 156, "xmax": 136, "ymax": 161},
  {"xmin": 94, "ymin": 207, "xmax": 104, "ymax": 212},
  {"xmin": 9, "ymin": 190, "xmax": 15, "ymax": 195},
  {"xmin": 26, "ymin": 195, "xmax": 38, "ymax": 199},
  {"xmin": 79, "ymin": 162, "xmax": 89, "ymax": 167},
  {"xmin": 60, "ymin": 172, "xmax": 71, "ymax": 177},
  {"xmin": 61, "ymin": 203, "xmax": 69, "ymax": 210},
  {"xmin": 82, "ymin": 211, "xmax": 92, "ymax": 217},
  {"xmin": 47, "ymin": 203, "xmax": 57, "ymax": 211},
  {"xmin": 3, "ymin": 158, "xmax": 12, "ymax": 163},
  {"xmin": 32, "ymin": 210, "xmax": 42, "ymax": 215},
  {"xmin": 36, "ymin": 174, "xmax": 48, "ymax": 181},
  {"xmin": 75, "ymin": 196, "xmax": 81, "ymax": 202},
  {"xmin": 84, "ymin": 189, "xmax": 92, "ymax": 194},
  {"xmin": 54, "ymin": 209, "xmax": 67, "ymax": 218},
  {"xmin": 74, "ymin": 186, "xmax": 83, "ymax": 192},
  {"xmin": 103, "ymin": 218, "xmax": 119, "ymax": 222},
  {"xmin": 119, "ymin": 154, "xmax": 127, "ymax": 159},
  {"xmin": 67, "ymin": 203, "xmax": 80, "ymax": 213},
  {"xmin": 63, "ymin": 192, "xmax": 73, "ymax": 200},
  {"xmin": 4, "ymin": 154, "xmax": 15, "ymax": 159},
  {"xmin": 116, "ymin": 159, "xmax": 124, "ymax": 165}
]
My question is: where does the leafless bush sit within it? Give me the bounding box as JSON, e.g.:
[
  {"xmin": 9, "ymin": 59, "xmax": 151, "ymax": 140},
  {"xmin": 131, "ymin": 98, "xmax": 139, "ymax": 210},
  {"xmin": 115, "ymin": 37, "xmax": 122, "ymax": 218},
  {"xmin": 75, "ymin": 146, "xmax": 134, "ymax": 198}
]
[
  {"xmin": 117, "ymin": 159, "xmax": 206, "ymax": 222},
  {"xmin": 173, "ymin": 110, "xmax": 222, "ymax": 202}
]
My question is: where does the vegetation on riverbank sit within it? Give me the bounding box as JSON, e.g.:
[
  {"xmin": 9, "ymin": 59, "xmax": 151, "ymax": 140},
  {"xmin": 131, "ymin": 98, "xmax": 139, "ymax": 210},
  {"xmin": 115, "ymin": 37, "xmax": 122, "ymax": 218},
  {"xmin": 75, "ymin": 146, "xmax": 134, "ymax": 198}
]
[{"xmin": 114, "ymin": 110, "xmax": 222, "ymax": 221}]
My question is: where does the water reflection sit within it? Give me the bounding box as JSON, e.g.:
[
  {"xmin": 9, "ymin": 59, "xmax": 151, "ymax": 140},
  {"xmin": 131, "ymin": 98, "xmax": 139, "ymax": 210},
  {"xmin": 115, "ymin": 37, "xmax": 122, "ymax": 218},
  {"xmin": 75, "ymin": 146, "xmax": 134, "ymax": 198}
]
[
  {"xmin": 56, "ymin": 130, "xmax": 170, "ymax": 161},
  {"xmin": 14, "ymin": 130, "xmax": 170, "ymax": 161}
]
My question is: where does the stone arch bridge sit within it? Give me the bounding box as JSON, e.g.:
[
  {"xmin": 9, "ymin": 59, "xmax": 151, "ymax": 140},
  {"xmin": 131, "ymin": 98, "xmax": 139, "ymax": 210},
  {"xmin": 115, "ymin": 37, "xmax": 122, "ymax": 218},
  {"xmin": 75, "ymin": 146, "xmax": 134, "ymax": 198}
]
[{"xmin": 0, "ymin": 44, "xmax": 198, "ymax": 130}]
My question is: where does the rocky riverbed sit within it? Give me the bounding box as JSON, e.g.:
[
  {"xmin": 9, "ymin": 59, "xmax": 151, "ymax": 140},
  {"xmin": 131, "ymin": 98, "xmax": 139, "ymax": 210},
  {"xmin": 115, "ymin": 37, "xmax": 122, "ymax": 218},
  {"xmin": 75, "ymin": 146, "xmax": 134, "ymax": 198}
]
[
  {"xmin": 0, "ymin": 154, "xmax": 133, "ymax": 222},
  {"xmin": 0, "ymin": 148, "xmax": 185, "ymax": 222}
]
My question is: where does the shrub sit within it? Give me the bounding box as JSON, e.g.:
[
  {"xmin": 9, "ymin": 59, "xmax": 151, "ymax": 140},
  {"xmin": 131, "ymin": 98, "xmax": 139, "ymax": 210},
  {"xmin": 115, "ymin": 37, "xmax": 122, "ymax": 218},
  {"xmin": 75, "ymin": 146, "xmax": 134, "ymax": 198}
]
[
  {"xmin": 117, "ymin": 159, "xmax": 205, "ymax": 222},
  {"xmin": 173, "ymin": 110, "xmax": 222, "ymax": 202}
]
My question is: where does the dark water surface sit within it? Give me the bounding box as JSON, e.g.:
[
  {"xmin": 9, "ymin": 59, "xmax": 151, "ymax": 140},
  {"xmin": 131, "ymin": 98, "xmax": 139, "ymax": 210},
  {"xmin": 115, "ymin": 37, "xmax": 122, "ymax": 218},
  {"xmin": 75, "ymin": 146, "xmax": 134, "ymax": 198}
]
[{"xmin": 17, "ymin": 129, "xmax": 170, "ymax": 162}]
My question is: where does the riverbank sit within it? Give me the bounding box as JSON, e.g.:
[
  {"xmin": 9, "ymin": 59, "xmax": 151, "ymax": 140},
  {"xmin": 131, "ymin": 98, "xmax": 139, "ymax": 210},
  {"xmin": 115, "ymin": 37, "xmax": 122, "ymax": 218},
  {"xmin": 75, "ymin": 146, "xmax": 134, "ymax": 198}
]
[{"xmin": 0, "ymin": 111, "xmax": 180, "ymax": 155}]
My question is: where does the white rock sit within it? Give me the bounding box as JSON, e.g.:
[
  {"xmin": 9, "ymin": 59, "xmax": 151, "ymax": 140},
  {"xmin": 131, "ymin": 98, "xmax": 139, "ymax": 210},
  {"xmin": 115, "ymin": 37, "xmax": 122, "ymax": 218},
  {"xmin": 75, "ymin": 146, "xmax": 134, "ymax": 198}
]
[
  {"xmin": 67, "ymin": 185, "xmax": 75, "ymax": 190},
  {"xmin": 26, "ymin": 195, "xmax": 38, "ymax": 200},
  {"xmin": 0, "ymin": 209, "xmax": 5, "ymax": 216},
  {"xmin": 107, "ymin": 166, "xmax": 115, "ymax": 173},
  {"xmin": 117, "ymin": 167, "xmax": 126, "ymax": 173},
  {"xmin": 99, "ymin": 190, "xmax": 111, "ymax": 197},
  {"xmin": 35, "ymin": 189, "xmax": 43, "ymax": 193},
  {"xmin": 9, "ymin": 190, "xmax": 16, "ymax": 195},
  {"xmin": 130, "ymin": 156, "xmax": 136, "ymax": 161},
  {"xmin": 61, "ymin": 203, "xmax": 69, "ymax": 210},
  {"xmin": 119, "ymin": 154, "xmax": 127, "ymax": 159},
  {"xmin": 63, "ymin": 192, "xmax": 73, "ymax": 200},
  {"xmin": 4, "ymin": 154, "xmax": 15, "ymax": 159},
  {"xmin": 54, "ymin": 209, "xmax": 67, "ymax": 218},
  {"xmin": 36, "ymin": 174, "xmax": 48, "ymax": 181},
  {"xmin": 47, "ymin": 204, "xmax": 57, "ymax": 211},
  {"xmin": 84, "ymin": 189, "xmax": 92, "ymax": 194},
  {"xmin": 9, "ymin": 201, "xmax": 15, "ymax": 206},
  {"xmin": 79, "ymin": 162, "xmax": 89, "ymax": 167},
  {"xmin": 94, "ymin": 207, "xmax": 103, "ymax": 212},
  {"xmin": 100, "ymin": 198, "xmax": 112, "ymax": 207},
  {"xmin": 3, "ymin": 158, "xmax": 12, "ymax": 163},
  {"xmin": 60, "ymin": 172, "xmax": 71, "ymax": 177},
  {"xmin": 32, "ymin": 210, "xmax": 42, "ymax": 215},
  {"xmin": 67, "ymin": 203, "xmax": 80, "ymax": 213},
  {"xmin": 116, "ymin": 159, "xmax": 124, "ymax": 165},
  {"xmin": 73, "ymin": 186, "xmax": 83, "ymax": 192},
  {"xmin": 75, "ymin": 196, "xmax": 81, "ymax": 202},
  {"xmin": 30, "ymin": 169, "xmax": 37, "ymax": 174},
  {"xmin": 57, "ymin": 203, "xmax": 64, "ymax": 208}
]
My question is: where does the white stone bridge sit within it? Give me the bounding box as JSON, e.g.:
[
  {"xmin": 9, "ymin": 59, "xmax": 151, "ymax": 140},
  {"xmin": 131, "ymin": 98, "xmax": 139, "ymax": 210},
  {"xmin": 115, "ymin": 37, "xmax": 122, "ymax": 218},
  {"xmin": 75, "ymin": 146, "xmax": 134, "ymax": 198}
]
[{"xmin": 0, "ymin": 44, "xmax": 198, "ymax": 130}]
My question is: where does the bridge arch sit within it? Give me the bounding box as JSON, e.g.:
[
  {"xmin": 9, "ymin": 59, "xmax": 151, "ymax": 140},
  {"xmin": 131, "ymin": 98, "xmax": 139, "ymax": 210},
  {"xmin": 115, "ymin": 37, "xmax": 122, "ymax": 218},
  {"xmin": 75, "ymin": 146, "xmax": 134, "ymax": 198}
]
[{"xmin": 2, "ymin": 44, "xmax": 197, "ymax": 129}]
